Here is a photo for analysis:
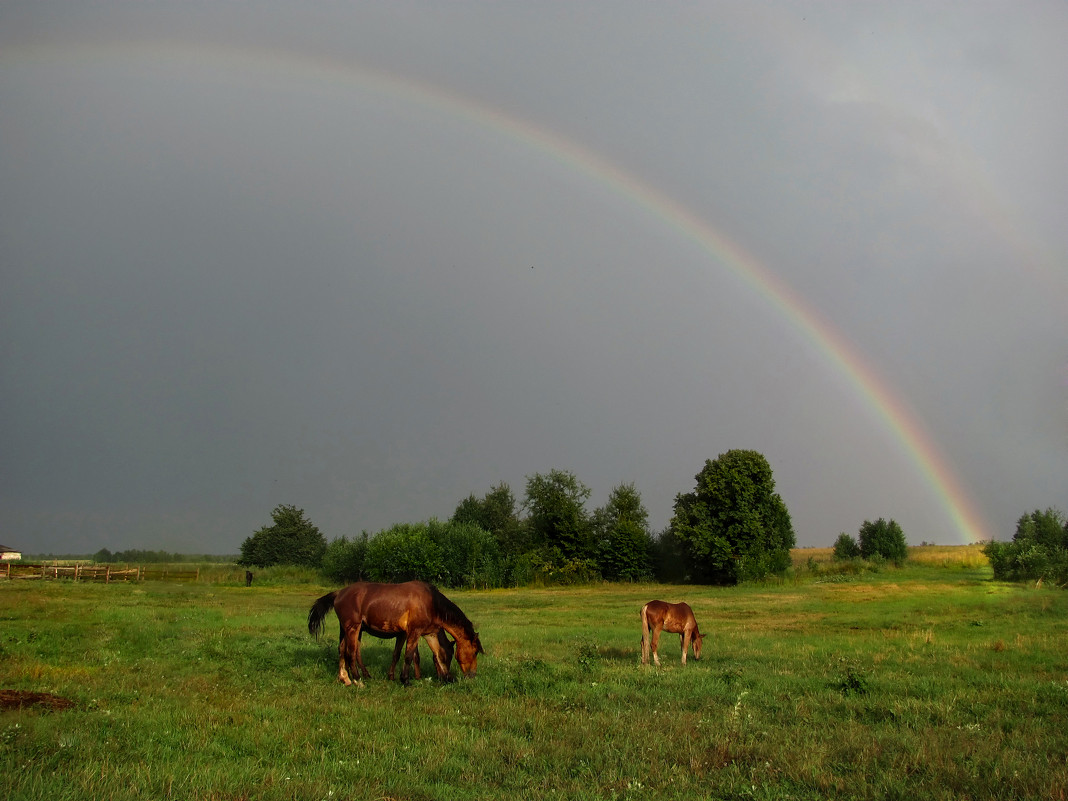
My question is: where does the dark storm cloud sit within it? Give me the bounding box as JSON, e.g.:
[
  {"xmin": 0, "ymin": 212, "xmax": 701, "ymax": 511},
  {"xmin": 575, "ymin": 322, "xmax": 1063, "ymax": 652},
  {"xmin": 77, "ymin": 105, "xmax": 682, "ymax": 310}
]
[{"xmin": 1, "ymin": 1, "xmax": 1065, "ymax": 554}]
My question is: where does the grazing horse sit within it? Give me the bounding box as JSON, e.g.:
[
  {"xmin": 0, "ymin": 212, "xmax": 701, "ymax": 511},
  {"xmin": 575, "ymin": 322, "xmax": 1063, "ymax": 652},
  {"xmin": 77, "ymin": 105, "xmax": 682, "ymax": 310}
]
[
  {"xmin": 640, "ymin": 600, "xmax": 705, "ymax": 666},
  {"xmin": 308, "ymin": 580, "xmax": 483, "ymax": 685}
]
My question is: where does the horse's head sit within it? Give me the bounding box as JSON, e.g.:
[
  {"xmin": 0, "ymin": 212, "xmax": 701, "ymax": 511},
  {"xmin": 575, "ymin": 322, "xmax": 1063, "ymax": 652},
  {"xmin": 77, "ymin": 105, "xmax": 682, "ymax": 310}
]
[
  {"xmin": 455, "ymin": 632, "xmax": 484, "ymax": 678},
  {"xmin": 693, "ymin": 632, "xmax": 705, "ymax": 660}
]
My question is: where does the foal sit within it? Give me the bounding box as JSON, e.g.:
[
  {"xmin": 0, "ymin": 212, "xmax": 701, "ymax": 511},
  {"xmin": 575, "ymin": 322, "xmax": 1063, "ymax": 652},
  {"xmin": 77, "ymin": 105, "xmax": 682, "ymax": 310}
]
[{"xmin": 640, "ymin": 600, "xmax": 705, "ymax": 666}]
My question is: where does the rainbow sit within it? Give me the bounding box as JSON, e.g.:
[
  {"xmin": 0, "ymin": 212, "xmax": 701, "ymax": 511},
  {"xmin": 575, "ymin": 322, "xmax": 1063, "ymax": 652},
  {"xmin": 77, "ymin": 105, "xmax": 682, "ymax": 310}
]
[{"xmin": 4, "ymin": 38, "xmax": 995, "ymax": 543}]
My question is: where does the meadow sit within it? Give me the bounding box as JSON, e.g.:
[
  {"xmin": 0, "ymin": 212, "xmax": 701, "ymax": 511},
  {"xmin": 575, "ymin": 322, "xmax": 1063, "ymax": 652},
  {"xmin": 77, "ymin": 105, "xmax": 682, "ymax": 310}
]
[{"xmin": 1, "ymin": 549, "xmax": 1065, "ymax": 800}]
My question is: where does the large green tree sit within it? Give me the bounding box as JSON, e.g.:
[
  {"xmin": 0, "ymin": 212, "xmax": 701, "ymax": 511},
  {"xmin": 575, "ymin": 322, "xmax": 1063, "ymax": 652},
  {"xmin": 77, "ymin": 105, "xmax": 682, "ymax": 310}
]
[
  {"xmin": 592, "ymin": 482, "xmax": 653, "ymax": 581},
  {"xmin": 523, "ymin": 469, "xmax": 593, "ymax": 561},
  {"xmin": 239, "ymin": 504, "xmax": 326, "ymax": 568},
  {"xmin": 670, "ymin": 450, "xmax": 795, "ymax": 584}
]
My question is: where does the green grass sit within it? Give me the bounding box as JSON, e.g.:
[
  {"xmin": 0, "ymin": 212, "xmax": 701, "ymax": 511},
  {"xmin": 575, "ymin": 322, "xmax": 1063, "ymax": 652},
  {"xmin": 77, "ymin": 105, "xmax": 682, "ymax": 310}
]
[{"xmin": 2, "ymin": 560, "xmax": 1066, "ymax": 800}]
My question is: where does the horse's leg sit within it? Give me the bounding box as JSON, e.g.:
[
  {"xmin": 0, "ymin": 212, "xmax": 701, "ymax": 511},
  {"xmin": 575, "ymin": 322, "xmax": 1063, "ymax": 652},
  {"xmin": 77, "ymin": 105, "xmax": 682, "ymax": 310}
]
[
  {"xmin": 680, "ymin": 629, "xmax": 691, "ymax": 665},
  {"xmin": 347, "ymin": 628, "xmax": 363, "ymax": 680},
  {"xmin": 400, "ymin": 632, "xmax": 421, "ymax": 686},
  {"xmin": 349, "ymin": 622, "xmax": 371, "ymax": 680},
  {"xmin": 387, "ymin": 636, "xmax": 402, "ymax": 681},
  {"xmin": 640, "ymin": 605, "xmax": 651, "ymax": 665},
  {"xmin": 650, "ymin": 624, "xmax": 663, "ymax": 667},
  {"xmin": 423, "ymin": 631, "xmax": 455, "ymax": 682},
  {"xmin": 337, "ymin": 626, "xmax": 355, "ymax": 686},
  {"xmin": 387, "ymin": 638, "xmax": 421, "ymax": 681}
]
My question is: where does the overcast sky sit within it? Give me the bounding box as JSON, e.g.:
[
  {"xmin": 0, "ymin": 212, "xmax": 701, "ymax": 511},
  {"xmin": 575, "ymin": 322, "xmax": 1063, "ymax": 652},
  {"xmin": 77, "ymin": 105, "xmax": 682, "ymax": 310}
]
[{"xmin": 2, "ymin": 2, "xmax": 1065, "ymax": 555}]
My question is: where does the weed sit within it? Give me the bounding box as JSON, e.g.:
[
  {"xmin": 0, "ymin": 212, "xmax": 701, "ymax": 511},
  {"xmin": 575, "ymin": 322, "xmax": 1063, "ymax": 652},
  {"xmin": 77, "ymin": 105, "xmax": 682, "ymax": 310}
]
[
  {"xmin": 575, "ymin": 641, "xmax": 600, "ymax": 673},
  {"xmin": 833, "ymin": 659, "xmax": 871, "ymax": 696}
]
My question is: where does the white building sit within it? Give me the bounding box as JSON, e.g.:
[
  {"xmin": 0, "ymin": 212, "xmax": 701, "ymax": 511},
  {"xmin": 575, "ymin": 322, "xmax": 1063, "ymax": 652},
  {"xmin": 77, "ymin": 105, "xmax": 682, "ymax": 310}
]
[{"xmin": 0, "ymin": 544, "xmax": 22, "ymax": 561}]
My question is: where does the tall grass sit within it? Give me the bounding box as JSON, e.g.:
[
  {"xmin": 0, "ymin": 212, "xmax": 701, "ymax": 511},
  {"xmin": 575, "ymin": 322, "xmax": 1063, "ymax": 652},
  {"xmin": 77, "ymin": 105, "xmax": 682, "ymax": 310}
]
[
  {"xmin": 2, "ymin": 561, "xmax": 1064, "ymax": 800},
  {"xmin": 906, "ymin": 543, "xmax": 989, "ymax": 568}
]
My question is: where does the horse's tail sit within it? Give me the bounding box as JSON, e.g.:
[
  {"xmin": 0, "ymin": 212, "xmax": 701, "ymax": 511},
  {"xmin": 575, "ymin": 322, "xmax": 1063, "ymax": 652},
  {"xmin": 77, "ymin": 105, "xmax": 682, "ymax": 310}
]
[
  {"xmin": 639, "ymin": 603, "xmax": 651, "ymax": 663},
  {"xmin": 307, "ymin": 591, "xmax": 338, "ymax": 640}
]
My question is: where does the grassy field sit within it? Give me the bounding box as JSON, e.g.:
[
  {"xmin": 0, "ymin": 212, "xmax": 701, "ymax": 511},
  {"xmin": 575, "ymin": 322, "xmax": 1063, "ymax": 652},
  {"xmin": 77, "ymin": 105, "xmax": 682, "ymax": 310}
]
[{"xmin": 2, "ymin": 552, "xmax": 1065, "ymax": 800}]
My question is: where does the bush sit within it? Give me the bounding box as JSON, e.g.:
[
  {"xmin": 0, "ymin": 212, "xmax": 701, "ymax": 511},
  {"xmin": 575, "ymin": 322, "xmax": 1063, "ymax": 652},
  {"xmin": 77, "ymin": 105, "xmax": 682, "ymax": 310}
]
[
  {"xmin": 832, "ymin": 533, "xmax": 862, "ymax": 560},
  {"xmin": 320, "ymin": 533, "xmax": 369, "ymax": 584},
  {"xmin": 857, "ymin": 518, "xmax": 908, "ymax": 564},
  {"xmin": 984, "ymin": 508, "xmax": 1068, "ymax": 584},
  {"xmin": 426, "ymin": 519, "xmax": 506, "ymax": 588},
  {"xmin": 363, "ymin": 523, "xmax": 446, "ymax": 584},
  {"xmin": 354, "ymin": 519, "xmax": 509, "ymax": 588},
  {"xmin": 523, "ymin": 545, "xmax": 600, "ymax": 586}
]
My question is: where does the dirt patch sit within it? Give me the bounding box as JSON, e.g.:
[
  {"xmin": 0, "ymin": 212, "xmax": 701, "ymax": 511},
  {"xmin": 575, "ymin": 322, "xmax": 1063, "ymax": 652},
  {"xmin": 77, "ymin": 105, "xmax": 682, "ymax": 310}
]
[{"xmin": 0, "ymin": 690, "xmax": 76, "ymax": 711}]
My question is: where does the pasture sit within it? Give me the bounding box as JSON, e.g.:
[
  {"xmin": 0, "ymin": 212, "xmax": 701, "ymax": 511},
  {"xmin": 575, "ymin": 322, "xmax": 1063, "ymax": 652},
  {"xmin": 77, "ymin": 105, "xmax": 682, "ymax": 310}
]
[{"xmin": 2, "ymin": 556, "xmax": 1066, "ymax": 800}]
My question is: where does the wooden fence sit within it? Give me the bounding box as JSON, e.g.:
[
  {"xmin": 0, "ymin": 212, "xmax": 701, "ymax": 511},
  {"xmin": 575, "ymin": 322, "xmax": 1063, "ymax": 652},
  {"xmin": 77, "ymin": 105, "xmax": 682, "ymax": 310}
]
[{"xmin": 0, "ymin": 563, "xmax": 199, "ymax": 582}]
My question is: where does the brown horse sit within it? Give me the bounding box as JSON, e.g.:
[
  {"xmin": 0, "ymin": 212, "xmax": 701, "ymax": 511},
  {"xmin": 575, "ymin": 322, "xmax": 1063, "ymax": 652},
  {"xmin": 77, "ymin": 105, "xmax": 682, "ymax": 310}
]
[
  {"xmin": 308, "ymin": 580, "xmax": 483, "ymax": 685},
  {"xmin": 640, "ymin": 600, "xmax": 705, "ymax": 666}
]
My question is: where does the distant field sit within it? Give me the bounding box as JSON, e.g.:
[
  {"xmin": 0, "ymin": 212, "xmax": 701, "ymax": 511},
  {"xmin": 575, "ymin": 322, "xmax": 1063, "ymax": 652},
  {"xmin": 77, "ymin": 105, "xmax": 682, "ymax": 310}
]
[
  {"xmin": 791, "ymin": 543, "xmax": 988, "ymax": 569},
  {"xmin": 2, "ymin": 557, "xmax": 1064, "ymax": 800}
]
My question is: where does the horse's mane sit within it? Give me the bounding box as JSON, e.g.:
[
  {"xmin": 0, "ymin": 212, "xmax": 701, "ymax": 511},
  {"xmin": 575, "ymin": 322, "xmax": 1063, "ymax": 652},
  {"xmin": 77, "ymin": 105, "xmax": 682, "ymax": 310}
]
[{"xmin": 427, "ymin": 583, "xmax": 478, "ymax": 640}]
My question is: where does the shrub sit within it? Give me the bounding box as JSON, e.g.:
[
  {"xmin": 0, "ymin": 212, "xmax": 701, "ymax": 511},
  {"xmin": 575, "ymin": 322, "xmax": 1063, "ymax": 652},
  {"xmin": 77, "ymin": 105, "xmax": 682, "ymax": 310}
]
[
  {"xmin": 320, "ymin": 533, "xmax": 369, "ymax": 584},
  {"xmin": 984, "ymin": 508, "xmax": 1068, "ymax": 584},
  {"xmin": 354, "ymin": 520, "xmax": 509, "ymax": 588},
  {"xmin": 832, "ymin": 533, "xmax": 862, "ymax": 560},
  {"xmin": 857, "ymin": 518, "xmax": 908, "ymax": 564},
  {"xmin": 426, "ymin": 519, "xmax": 506, "ymax": 588},
  {"xmin": 363, "ymin": 523, "xmax": 445, "ymax": 584},
  {"xmin": 524, "ymin": 545, "xmax": 599, "ymax": 586}
]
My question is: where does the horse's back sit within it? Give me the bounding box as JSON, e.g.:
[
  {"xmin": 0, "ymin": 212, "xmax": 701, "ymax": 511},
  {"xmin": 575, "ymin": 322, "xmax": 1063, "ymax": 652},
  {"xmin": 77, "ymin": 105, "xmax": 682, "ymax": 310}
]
[
  {"xmin": 335, "ymin": 580, "xmax": 436, "ymax": 633},
  {"xmin": 642, "ymin": 599, "xmax": 671, "ymax": 626},
  {"xmin": 669, "ymin": 601, "xmax": 698, "ymax": 630},
  {"xmin": 644, "ymin": 600, "xmax": 698, "ymax": 633}
]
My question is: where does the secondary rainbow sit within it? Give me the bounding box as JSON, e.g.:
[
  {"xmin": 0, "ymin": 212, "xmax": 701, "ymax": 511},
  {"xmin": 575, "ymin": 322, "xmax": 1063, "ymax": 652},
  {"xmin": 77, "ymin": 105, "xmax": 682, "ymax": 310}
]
[{"xmin": 5, "ymin": 39, "xmax": 994, "ymax": 543}]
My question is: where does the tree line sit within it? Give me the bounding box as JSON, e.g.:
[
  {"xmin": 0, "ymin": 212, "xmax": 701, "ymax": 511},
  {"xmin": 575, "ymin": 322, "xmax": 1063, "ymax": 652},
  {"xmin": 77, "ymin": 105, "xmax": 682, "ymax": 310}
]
[
  {"xmin": 240, "ymin": 449, "xmax": 798, "ymax": 587},
  {"xmin": 236, "ymin": 449, "xmax": 1067, "ymax": 588},
  {"xmin": 92, "ymin": 548, "xmax": 236, "ymax": 564}
]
